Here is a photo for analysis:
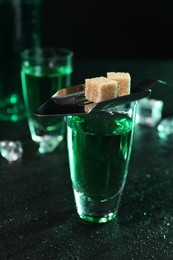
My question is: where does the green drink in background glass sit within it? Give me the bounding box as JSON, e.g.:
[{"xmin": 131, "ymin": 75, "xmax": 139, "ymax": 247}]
[
  {"xmin": 67, "ymin": 102, "xmax": 137, "ymax": 223},
  {"xmin": 21, "ymin": 48, "xmax": 73, "ymax": 153}
]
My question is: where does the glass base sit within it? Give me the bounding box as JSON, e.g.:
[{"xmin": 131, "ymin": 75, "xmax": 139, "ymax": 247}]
[
  {"xmin": 0, "ymin": 94, "xmax": 26, "ymax": 122},
  {"xmin": 157, "ymin": 116, "xmax": 173, "ymax": 141},
  {"xmin": 73, "ymin": 188, "xmax": 123, "ymax": 223},
  {"xmin": 29, "ymin": 120, "xmax": 66, "ymax": 154},
  {"xmin": 38, "ymin": 135, "xmax": 64, "ymax": 154}
]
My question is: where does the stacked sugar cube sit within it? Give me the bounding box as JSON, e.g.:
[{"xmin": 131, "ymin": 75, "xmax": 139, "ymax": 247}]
[{"xmin": 85, "ymin": 72, "xmax": 131, "ymax": 103}]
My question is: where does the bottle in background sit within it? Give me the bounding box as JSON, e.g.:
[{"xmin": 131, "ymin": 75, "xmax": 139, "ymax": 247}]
[{"xmin": 0, "ymin": 0, "xmax": 42, "ymax": 122}]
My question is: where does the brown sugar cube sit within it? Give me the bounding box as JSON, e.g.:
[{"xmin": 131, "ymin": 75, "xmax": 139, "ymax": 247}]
[
  {"xmin": 84, "ymin": 103, "xmax": 95, "ymax": 113},
  {"xmin": 107, "ymin": 72, "xmax": 131, "ymax": 97},
  {"xmin": 85, "ymin": 76, "xmax": 117, "ymax": 103}
]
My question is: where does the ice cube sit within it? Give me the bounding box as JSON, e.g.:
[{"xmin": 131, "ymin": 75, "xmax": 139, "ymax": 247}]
[{"xmin": 0, "ymin": 140, "xmax": 23, "ymax": 162}]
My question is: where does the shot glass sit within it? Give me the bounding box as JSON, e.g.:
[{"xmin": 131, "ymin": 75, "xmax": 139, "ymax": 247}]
[
  {"xmin": 66, "ymin": 102, "xmax": 137, "ymax": 223},
  {"xmin": 21, "ymin": 47, "xmax": 73, "ymax": 153}
]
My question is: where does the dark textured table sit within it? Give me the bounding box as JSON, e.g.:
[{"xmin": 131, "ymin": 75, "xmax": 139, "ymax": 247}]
[{"xmin": 0, "ymin": 59, "xmax": 173, "ymax": 259}]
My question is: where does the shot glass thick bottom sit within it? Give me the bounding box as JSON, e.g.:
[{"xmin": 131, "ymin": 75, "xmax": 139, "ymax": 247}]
[
  {"xmin": 28, "ymin": 117, "xmax": 66, "ymax": 153},
  {"xmin": 73, "ymin": 187, "xmax": 124, "ymax": 223}
]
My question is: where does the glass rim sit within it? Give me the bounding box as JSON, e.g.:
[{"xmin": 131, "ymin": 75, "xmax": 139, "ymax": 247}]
[{"xmin": 21, "ymin": 47, "xmax": 74, "ymax": 60}]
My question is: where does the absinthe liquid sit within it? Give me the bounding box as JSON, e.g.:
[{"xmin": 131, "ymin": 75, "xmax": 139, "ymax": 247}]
[
  {"xmin": 21, "ymin": 65, "xmax": 72, "ymax": 139},
  {"xmin": 67, "ymin": 113, "xmax": 134, "ymax": 202}
]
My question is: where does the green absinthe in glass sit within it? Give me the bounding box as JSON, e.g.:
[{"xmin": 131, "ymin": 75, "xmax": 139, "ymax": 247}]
[
  {"xmin": 67, "ymin": 112, "xmax": 134, "ymax": 202},
  {"xmin": 21, "ymin": 64, "xmax": 72, "ymax": 140}
]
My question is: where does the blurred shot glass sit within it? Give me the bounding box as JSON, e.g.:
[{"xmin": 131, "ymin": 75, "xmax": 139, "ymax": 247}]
[
  {"xmin": 66, "ymin": 102, "xmax": 137, "ymax": 223},
  {"xmin": 136, "ymin": 98, "xmax": 164, "ymax": 127},
  {"xmin": 20, "ymin": 47, "xmax": 73, "ymax": 153}
]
